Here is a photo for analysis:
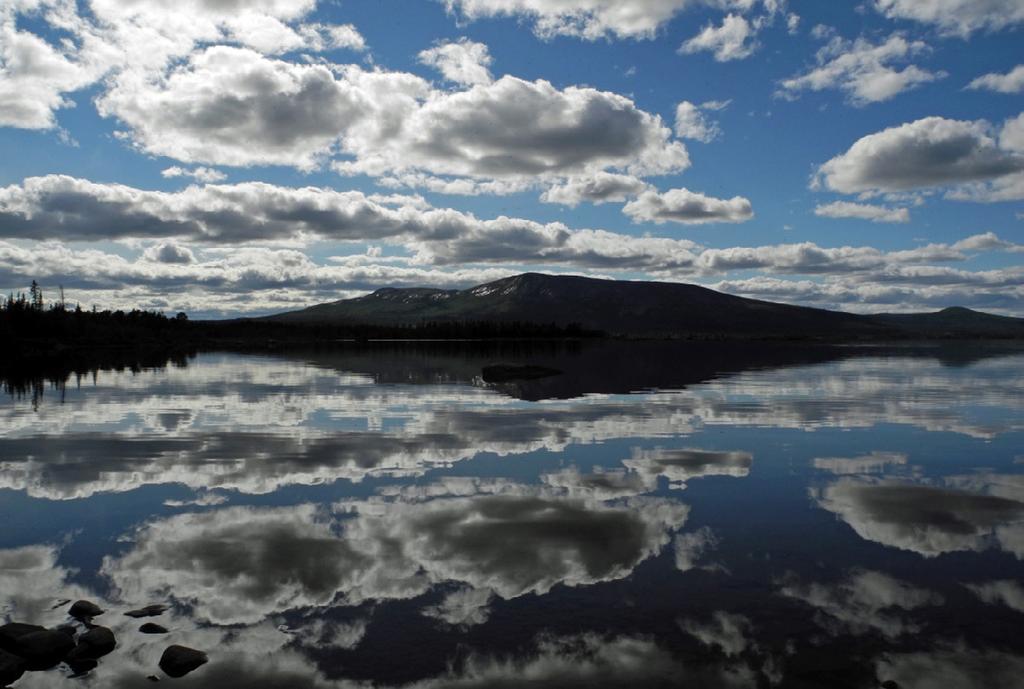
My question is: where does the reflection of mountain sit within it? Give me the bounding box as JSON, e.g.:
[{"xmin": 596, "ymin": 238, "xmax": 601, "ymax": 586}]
[{"xmin": 270, "ymin": 273, "xmax": 1024, "ymax": 339}]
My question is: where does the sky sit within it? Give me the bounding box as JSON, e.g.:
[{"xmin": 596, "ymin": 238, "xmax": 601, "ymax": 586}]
[{"xmin": 0, "ymin": 0, "xmax": 1022, "ymax": 318}]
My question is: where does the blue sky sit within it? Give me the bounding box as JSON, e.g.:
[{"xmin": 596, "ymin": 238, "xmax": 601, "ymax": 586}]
[{"xmin": 0, "ymin": 0, "xmax": 1022, "ymax": 317}]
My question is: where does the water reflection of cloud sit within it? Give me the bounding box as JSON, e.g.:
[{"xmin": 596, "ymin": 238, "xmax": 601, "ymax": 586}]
[
  {"xmin": 679, "ymin": 612, "xmax": 753, "ymax": 656},
  {"xmin": 814, "ymin": 478, "xmax": 1024, "ymax": 558},
  {"xmin": 779, "ymin": 569, "xmax": 943, "ymax": 639},
  {"xmin": 812, "ymin": 452, "xmax": 908, "ymax": 475},
  {"xmin": 622, "ymin": 448, "xmax": 753, "ymax": 489},
  {"xmin": 2, "ymin": 353, "xmax": 1022, "ymax": 500},
  {"xmin": 0, "ymin": 544, "xmax": 97, "ymax": 625},
  {"xmin": 875, "ymin": 648, "xmax": 1024, "ymax": 689},
  {"xmin": 964, "ymin": 580, "xmax": 1024, "ymax": 613},
  {"xmin": 103, "ymin": 488, "xmax": 688, "ymax": 625}
]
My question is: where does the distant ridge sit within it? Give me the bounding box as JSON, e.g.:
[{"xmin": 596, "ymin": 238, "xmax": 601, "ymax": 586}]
[{"xmin": 267, "ymin": 273, "xmax": 1024, "ymax": 340}]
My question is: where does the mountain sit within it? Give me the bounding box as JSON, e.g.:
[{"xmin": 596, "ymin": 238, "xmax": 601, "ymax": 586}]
[{"xmin": 267, "ymin": 273, "xmax": 1024, "ymax": 340}]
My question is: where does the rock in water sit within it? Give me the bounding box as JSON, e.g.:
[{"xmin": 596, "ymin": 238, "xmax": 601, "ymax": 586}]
[
  {"xmin": 159, "ymin": 645, "xmax": 208, "ymax": 678},
  {"xmin": 7, "ymin": 629, "xmax": 75, "ymax": 670},
  {"xmin": 69, "ymin": 600, "xmax": 105, "ymax": 619},
  {"xmin": 68, "ymin": 626, "xmax": 116, "ymax": 661},
  {"xmin": 139, "ymin": 623, "xmax": 168, "ymax": 634},
  {"xmin": 0, "ymin": 623, "xmax": 45, "ymax": 652},
  {"xmin": 125, "ymin": 605, "xmax": 169, "ymax": 619},
  {"xmin": 0, "ymin": 649, "xmax": 26, "ymax": 686}
]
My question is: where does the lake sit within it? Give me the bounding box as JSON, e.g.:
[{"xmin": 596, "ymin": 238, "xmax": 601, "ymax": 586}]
[{"xmin": 2, "ymin": 342, "xmax": 1023, "ymax": 688}]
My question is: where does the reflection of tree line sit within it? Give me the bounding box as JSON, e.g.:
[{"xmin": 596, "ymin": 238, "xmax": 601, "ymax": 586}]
[{"xmin": 1, "ymin": 349, "xmax": 194, "ymax": 408}]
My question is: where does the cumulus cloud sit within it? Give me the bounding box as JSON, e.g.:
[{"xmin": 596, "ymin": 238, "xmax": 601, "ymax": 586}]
[
  {"xmin": 874, "ymin": 0, "xmax": 1024, "ymax": 37},
  {"xmin": 439, "ymin": 0, "xmax": 693, "ymax": 40},
  {"xmin": 967, "ymin": 64, "xmax": 1024, "ymax": 94},
  {"xmin": 0, "ymin": 5, "xmax": 110, "ymax": 129},
  {"xmin": 335, "ymin": 74, "xmax": 690, "ymax": 185},
  {"xmin": 539, "ymin": 173, "xmax": 650, "ymax": 206},
  {"xmin": 674, "ymin": 100, "xmax": 722, "ymax": 142},
  {"xmin": 814, "ymin": 201, "xmax": 910, "ymax": 223},
  {"xmin": 162, "ymin": 166, "xmax": 227, "ymax": 183},
  {"xmin": 98, "ymin": 46, "xmax": 389, "ymax": 171},
  {"xmin": 778, "ymin": 34, "xmax": 946, "ymax": 105},
  {"xmin": 418, "ymin": 38, "xmax": 493, "ymax": 86},
  {"xmin": 813, "ymin": 115, "xmax": 1024, "ymax": 198},
  {"xmin": 623, "ymin": 188, "xmax": 754, "ymax": 225},
  {"xmin": 143, "ymin": 241, "xmax": 196, "ymax": 264},
  {"xmin": 679, "ymin": 14, "xmax": 758, "ymax": 61},
  {"xmin": 98, "ymin": 43, "xmax": 688, "ymax": 187}
]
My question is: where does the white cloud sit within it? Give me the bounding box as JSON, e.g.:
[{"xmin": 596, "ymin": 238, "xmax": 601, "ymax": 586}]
[
  {"xmin": 874, "ymin": 0, "xmax": 1024, "ymax": 37},
  {"xmin": 540, "ymin": 173, "xmax": 650, "ymax": 206},
  {"xmin": 418, "ymin": 38, "xmax": 493, "ymax": 86},
  {"xmin": 967, "ymin": 64, "xmax": 1024, "ymax": 94},
  {"xmin": 679, "ymin": 14, "xmax": 758, "ymax": 61},
  {"xmin": 99, "ymin": 45, "xmax": 688, "ymax": 188},
  {"xmin": 814, "ymin": 201, "xmax": 910, "ymax": 223},
  {"xmin": 162, "ymin": 166, "xmax": 227, "ymax": 183},
  {"xmin": 778, "ymin": 34, "xmax": 946, "ymax": 105},
  {"xmin": 674, "ymin": 100, "xmax": 722, "ymax": 142},
  {"xmin": 623, "ymin": 187, "xmax": 754, "ymax": 224},
  {"xmin": 98, "ymin": 46, "xmax": 392, "ymax": 171},
  {"xmin": 0, "ymin": 6, "xmax": 110, "ymax": 129},
  {"xmin": 439, "ymin": 0, "xmax": 693, "ymax": 40},
  {"xmin": 813, "ymin": 115, "xmax": 1024, "ymax": 198}
]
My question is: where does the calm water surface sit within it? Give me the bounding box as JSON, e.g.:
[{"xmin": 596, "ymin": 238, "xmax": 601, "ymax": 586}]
[{"xmin": 2, "ymin": 342, "xmax": 1023, "ymax": 688}]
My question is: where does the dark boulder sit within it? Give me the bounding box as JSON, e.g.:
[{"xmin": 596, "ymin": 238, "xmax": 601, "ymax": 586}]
[
  {"xmin": 67, "ymin": 656, "xmax": 98, "ymax": 677},
  {"xmin": 67, "ymin": 626, "xmax": 116, "ymax": 661},
  {"xmin": 0, "ymin": 649, "xmax": 26, "ymax": 686},
  {"xmin": 139, "ymin": 623, "xmax": 168, "ymax": 634},
  {"xmin": 159, "ymin": 645, "xmax": 208, "ymax": 678},
  {"xmin": 6, "ymin": 629, "xmax": 75, "ymax": 670},
  {"xmin": 0, "ymin": 623, "xmax": 45, "ymax": 652},
  {"xmin": 125, "ymin": 605, "xmax": 168, "ymax": 619},
  {"xmin": 69, "ymin": 600, "xmax": 105, "ymax": 619}
]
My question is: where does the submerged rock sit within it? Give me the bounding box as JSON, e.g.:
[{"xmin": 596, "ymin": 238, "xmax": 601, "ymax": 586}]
[
  {"xmin": 139, "ymin": 623, "xmax": 168, "ymax": 635},
  {"xmin": 159, "ymin": 645, "xmax": 208, "ymax": 678},
  {"xmin": 69, "ymin": 600, "xmax": 105, "ymax": 619},
  {"xmin": 0, "ymin": 649, "xmax": 26, "ymax": 686},
  {"xmin": 125, "ymin": 605, "xmax": 169, "ymax": 619},
  {"xmin": 7, "ymin": 629, "xmax": 75, "ymax": 670}
]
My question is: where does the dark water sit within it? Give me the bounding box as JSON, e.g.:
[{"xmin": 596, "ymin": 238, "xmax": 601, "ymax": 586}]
[{"xmin": 2, "ymin": 342, "xmax": 1023, "ymax": 688}]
